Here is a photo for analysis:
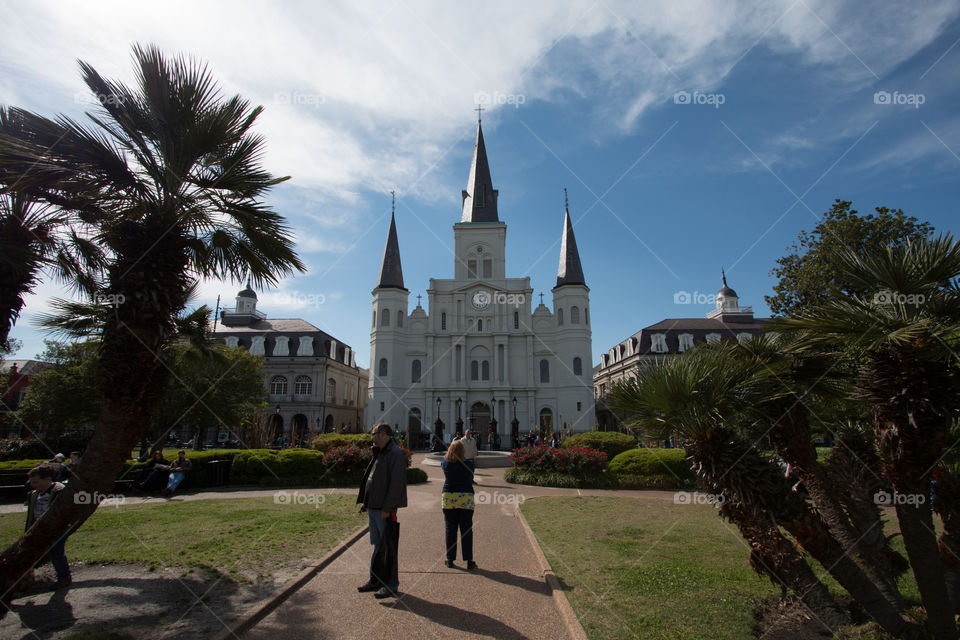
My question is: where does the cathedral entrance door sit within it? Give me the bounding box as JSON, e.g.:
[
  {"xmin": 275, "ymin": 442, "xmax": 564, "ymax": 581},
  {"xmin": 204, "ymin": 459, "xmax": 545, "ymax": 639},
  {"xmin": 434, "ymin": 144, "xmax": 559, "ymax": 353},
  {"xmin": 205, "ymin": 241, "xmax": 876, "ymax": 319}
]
[{"xmin": 469, "ymin": 402, "xmax": 490, "ymax": 444}]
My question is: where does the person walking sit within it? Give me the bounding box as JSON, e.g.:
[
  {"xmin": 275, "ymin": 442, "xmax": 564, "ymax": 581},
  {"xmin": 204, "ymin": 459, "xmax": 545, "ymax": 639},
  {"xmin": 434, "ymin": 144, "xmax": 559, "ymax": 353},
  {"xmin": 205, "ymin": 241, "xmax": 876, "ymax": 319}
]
[
  {"xmin": 25, "ymin": 464, "xmax": 72, "ymax": 589},
  {"xmin": 441, "ymin": 440, "xmax": 477, "ymax": 570},
  {"xmin": 356, "ymin": 422, "xmax": 408, "ymax": 599},
  {"xmin": 462, "ymin": 429, "xmax": 478, "ymax": 463}
]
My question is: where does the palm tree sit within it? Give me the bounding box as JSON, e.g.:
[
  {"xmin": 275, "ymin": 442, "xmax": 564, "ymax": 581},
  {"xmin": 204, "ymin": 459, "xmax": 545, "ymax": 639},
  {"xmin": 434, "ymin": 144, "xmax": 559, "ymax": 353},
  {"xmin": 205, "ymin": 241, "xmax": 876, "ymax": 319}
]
[
  {"xmin": 774, "ymin": 234, "xmax": 960, "ymax": 640},
  {"xmin": 608, "ymin": 343, "xmax": 910, "ymax": 636},
  {"xmin": 0, "ymin": 44, "xmax": 304, "ymax": 605}
]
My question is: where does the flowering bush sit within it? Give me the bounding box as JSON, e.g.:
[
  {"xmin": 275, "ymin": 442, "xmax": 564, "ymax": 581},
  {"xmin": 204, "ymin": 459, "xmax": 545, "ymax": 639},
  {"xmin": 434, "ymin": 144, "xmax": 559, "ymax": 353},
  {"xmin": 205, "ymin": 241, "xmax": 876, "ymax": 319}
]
[
  {"xmin": 510, "ymin": 445, "xmax": 607, "ymax": 475},
  {"xmin": 321, "ymin": 444, "xmax": 413, "ymax": 476}
]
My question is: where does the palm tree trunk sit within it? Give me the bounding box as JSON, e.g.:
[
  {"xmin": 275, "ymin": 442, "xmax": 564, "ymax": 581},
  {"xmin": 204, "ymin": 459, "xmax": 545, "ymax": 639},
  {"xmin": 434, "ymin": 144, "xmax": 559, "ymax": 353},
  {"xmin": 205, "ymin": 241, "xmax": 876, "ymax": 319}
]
[
  {"xmin": 0, "ymin": 227, "xmax": 187, "ymax": 610},
  {"xmin": 933, "ymin": 469, "xmax": 960, "ymax": 613}
]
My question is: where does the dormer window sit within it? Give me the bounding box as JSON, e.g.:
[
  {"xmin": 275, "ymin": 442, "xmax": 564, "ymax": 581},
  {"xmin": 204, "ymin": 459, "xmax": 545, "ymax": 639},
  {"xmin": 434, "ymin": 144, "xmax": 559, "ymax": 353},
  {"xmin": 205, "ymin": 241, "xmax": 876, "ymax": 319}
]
[
  {"xmin": 706, "ymin": 333, "xmax": 721, "ymax": 344},
  {"xmin": 650, "ymin": 333, "xmax": 668, "ymax": 353},
  {"xmin": 678, "ymin": 334, "xmax": 694, "ymax": 352}
]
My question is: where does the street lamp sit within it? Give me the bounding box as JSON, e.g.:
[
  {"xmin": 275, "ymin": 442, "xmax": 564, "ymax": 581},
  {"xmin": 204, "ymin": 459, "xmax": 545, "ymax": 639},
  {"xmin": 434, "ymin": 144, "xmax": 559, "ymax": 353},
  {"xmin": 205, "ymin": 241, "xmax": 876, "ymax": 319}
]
[
  {"xmin": 434, "ymin": 397, "xmax": 443, "ymax": 449},
  {"xmin": 489, "ymin": 396, "xmax": 498, "ymax": 450},
  {"xmin": 456, "ymin": 397, "xmax": 463, "ymax": 435},
  {"xmin": 511, "ymin": 396, "xmax": 519, "ymax": 450},
  {"xmin": 274, "ymin": 405, "xmax": 282, "ymax": 447}
]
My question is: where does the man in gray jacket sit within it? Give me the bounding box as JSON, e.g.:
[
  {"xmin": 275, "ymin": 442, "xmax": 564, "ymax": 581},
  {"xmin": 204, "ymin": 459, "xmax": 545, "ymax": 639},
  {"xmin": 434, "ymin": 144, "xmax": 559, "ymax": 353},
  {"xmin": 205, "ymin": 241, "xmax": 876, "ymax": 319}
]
[{"xmin": 356, "ymin": 422, "xmax": 407, "ymax": 598}]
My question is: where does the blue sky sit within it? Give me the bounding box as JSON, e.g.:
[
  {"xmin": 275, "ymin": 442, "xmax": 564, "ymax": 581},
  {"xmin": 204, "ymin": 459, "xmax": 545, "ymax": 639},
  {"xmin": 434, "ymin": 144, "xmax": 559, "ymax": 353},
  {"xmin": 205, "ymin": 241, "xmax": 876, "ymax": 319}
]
[{"xmin": 2, "ymin": 1, "xmax": 959, "ymax": 369}]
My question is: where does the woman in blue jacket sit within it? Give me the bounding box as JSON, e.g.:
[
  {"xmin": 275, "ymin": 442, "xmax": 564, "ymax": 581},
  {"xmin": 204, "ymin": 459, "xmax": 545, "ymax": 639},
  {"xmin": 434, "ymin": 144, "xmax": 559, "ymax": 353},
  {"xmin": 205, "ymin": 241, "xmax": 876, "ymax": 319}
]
[{"xmin": 441, "ymin": 439, "xmax": 477, "ymax": 569}]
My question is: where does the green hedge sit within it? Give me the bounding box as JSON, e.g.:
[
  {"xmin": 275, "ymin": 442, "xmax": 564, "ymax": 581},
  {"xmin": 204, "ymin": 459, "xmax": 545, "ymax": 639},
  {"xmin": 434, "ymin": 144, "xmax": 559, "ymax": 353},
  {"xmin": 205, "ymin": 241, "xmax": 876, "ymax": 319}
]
[
  {"xmin": 504, "ymin": 468, "xmax": 617, "ymax": 489},
  {"xmin": 406, "ymin": 467, "xmax": 428, "ymax": 484},
  {"xmin": 310, "ymin": 433, "xmax": 372, "ymax": 452},
  {"xmin": 608, "ymin": 448, "xmax": 695, "ymax": 488},
  {"xmin": 562, "ymin": 432, "xmax": 636, "ymax": 459}
]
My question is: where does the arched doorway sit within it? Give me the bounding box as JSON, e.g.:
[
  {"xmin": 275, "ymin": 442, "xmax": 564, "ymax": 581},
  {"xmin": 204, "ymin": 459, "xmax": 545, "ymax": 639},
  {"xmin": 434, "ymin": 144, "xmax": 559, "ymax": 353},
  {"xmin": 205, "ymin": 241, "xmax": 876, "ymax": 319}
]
[
  {"xmin": 408, "ymin": 408, "xmax": 422, "ymax": 449},
  {"xmin": 469, "ymin": 402, "xmax": 490, "ymax": 436},
  {"xmin": 539, "ymin": 408, "xmax": 553, "ymax": 437},
  {"xmin": 324, "ymin": 414, "xmax": 335, "ymax": 433},
  {"xmin": 292, "ymin": 414, "xmax": 309, "ymax": 447},
  {"xmin": 269, "ymin": 413, "xmax": 284, "ymax": 447}
]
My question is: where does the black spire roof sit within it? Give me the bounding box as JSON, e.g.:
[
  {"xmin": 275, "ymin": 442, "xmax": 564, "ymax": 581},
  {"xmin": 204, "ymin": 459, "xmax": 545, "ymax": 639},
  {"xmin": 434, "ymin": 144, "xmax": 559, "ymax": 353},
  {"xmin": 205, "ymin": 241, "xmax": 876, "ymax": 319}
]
[
  {"xmin": 376, "ymin": 212, "xmax": 406, "ymax": 291},
  {"xmin": 460, "ymin": 121, "xmax": 499, "ymax": 223},
  {"xmin": 718, "ymin": 269, "xmax": 737, "ymax": 297},
  {"xmin": 238, "ymin": 279, "xmax": 257, "ymax": 300},
  {"xmin": 555, "ymin": 198, "xmax": 586, "ymax": 288}
]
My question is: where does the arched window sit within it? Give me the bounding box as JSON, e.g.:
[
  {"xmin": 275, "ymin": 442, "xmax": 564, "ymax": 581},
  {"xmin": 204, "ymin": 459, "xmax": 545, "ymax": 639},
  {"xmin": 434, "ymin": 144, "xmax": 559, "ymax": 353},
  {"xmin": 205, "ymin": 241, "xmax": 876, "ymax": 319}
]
[
  {"xmin": 471, "ymin": 360, "xmax": 479, "ymax": 381},
  {"xmin": 270, "ymin": 376, "xmax": 288, "ymax": 395},
  {"xmin": 411, "ymin": 359, "xmax": 421, "ymax": 383},
  {"xmin": 326, "ymin": 378, "xmax": 336, "ymax": 403},
  {"xmin": 295, "ymin": 375, "xmax": 312, "ymax": 396},
  {"xmin": 481, "ymin": 360, "xmax": 490, "ymax": 381},
  {"xmin": 397, "ymin": 310, "xmax": 403, "ymax": 327},
  {"xmin": 573, "ymin": 357, "xmax": 582, "ymax": 376},
  {"xmin": 378, "ymin": 358, "xmax": 388, "ymax": 377},
  {"xmin": 381, "ymin": 308, "xmax": 390, "ymax": 327},
  {"xmin": 441, "ymin": 312, "xmax": 447, "ymax": 330},
  {"xmin": 557, "ymin": 308, "xmax": 564, "ymax": 325},
  {"xmin": 513, "ymin": 311, "xmax": 519, "ymax": 329},
  {"xmin": 540, "ymin": 359, "xmax": 550, "ymax": 383},
  {"xmin": 571, "ymin": 306, "xmax": 580, "ymax": 324}
]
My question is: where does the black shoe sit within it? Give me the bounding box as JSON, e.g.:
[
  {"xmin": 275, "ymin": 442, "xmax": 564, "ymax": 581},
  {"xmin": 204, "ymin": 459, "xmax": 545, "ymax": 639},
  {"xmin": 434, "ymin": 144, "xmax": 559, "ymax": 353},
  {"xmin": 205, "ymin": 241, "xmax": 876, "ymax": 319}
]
[
  {"xmin": 374, "ymin": 587, "xmax": 399, "ymax": 599},
  {"xmin": 357, "ymin": 581, "xmax": 378, "ymax": 592},
  {"xmin": 445, "ymin": 560, "xmax": 455, "ymax": 568},
  {"xmin": 466, "ymin": 561, "xmax": 478, "ymax": 571}
]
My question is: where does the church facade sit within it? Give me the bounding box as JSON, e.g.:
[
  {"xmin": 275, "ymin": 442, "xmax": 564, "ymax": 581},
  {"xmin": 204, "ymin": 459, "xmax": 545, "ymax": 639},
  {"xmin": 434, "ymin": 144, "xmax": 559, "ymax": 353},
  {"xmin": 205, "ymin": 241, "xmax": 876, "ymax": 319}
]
[{"xmin": 368, "ymin": 122, "xmax": 594, "ymax": 447}]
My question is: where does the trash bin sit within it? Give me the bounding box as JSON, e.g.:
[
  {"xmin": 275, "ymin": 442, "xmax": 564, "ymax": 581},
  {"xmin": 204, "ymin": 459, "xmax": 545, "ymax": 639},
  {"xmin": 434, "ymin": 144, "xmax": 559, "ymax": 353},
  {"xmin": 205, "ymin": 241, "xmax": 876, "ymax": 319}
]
[{"xmin": 206, "ymin": 459, "xmax": 232, "ymax": 487}]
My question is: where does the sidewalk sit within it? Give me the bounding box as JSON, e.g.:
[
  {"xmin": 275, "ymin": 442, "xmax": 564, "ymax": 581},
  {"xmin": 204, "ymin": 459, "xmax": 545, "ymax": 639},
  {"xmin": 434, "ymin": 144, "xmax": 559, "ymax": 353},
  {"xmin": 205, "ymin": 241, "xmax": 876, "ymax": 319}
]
[{"xmin": 241, "ymin": 463, "xmax": 578, "ymax": 640}]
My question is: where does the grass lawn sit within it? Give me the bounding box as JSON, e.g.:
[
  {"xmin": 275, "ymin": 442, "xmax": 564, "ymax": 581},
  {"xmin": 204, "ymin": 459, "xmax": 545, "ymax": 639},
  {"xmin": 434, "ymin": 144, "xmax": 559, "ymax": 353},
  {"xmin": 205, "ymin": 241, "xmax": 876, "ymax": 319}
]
[
  {"xmin": 522, "ymin": 495, "xmax": 780, "ymax": 640},
  {"xmin": 0, "ymin": 495, "xmax": 364, "ymax": 581}
]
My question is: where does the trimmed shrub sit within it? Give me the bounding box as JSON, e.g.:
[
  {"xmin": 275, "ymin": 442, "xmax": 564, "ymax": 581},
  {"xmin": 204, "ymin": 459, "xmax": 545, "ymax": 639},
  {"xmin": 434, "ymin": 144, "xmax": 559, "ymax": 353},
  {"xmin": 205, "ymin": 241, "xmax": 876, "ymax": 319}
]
[
  {"xmin": 562, "ymin": 432, "xmax": 635, "ymax": 459},
  {"xmin": 0, "ymin": 436, "xmax": 93, "ymax": 461},
  {"xmin": 608, "ymin": 448, "xmax": 695, "ymax": 488},
  {"xmin": 310, "ymin": 433, "xmax": 372, "ymax": 452},
  {"xmin": 406, "ymin": 467, "xmax": 428, "ymax": 484},
  {"xmin": 504, "ymin": 468, "xmax": 616, "ymax": 489},
  {"xmin": 511, "ymin": 445, "xmax": 607, "ymax": 474}
]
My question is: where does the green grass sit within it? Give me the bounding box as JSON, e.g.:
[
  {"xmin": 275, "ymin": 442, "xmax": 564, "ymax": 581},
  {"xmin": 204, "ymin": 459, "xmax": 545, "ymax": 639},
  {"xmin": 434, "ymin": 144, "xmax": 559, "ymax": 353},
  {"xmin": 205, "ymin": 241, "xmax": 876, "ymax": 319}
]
[
  {"xmin": 521, "ymin": 495, "xmax": 780, "ymax": 640},
  {"xmin": 0, "ymin": 495, "xmax": 364, "ymax": 581}
]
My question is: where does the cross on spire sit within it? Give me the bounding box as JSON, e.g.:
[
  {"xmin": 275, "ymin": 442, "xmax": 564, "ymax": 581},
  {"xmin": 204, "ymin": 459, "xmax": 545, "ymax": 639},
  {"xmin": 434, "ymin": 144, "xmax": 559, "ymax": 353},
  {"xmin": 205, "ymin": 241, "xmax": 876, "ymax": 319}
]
[
  {"xmin": 539, "ymin": 292, "xmax": 544, "ymax": 305},
  {"xmin": 474, "ymin": 104, "xmax": 485, "ymax": 123},
  {"xmin": 564, "ymin": 187, "xmax": 568, "ymax": 211},
  {"xmin": 391, "ymin": 190, "xmax": 395, "ymax": 215},
  {"xmin": 417, "ymin": 294, "xmax": 422, "ymax": 306}
]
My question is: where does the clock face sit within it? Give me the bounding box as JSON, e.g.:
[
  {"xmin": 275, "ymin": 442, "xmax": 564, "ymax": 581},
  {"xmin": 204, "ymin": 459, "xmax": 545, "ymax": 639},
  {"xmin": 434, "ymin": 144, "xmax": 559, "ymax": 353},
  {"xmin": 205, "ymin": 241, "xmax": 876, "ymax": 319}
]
[{"xmin": 472, "ymin": 290, "xmax": 491, "ymax": 310}]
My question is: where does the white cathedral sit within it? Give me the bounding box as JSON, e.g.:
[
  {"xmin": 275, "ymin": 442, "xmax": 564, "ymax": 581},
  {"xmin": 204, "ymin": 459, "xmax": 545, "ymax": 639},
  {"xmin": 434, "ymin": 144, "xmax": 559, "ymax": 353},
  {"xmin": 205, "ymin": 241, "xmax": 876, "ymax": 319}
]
[{"xmin": 368, "ymin": 121, "xmax": 594, "ymax": 448}]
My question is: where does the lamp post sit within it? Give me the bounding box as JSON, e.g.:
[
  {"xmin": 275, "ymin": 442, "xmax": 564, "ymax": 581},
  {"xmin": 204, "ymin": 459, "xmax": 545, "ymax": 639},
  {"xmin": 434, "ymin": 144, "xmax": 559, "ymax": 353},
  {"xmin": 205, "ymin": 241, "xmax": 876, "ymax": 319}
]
[
  {"xmin": 315, "ymin": 416, "xmax": 320, "ymax": 441},
  {"xmin": 434, "ymin": 397, "xmax": 443, "ymax": 450},
  {"xmin": 456, "ymin": 397, "xmax": 463, "ymax": 435},
  {"xmin": 489, "ymin": 396, "xmax": 498, "ymax": 451},
  {"xmin": 511, "ymin": 396, "xmax": 519, "ymax": 450},
  {"xmin": 274, "ymin": 404, "xmax": 282, "ymax": 447}
]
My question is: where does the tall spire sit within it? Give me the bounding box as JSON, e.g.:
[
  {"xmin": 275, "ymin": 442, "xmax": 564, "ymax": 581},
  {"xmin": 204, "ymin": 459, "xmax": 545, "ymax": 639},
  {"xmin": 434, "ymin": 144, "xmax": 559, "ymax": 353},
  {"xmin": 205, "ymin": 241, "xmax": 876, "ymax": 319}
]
[
  {"xmin": 460, "ymin": 120, "xmax": 499, "ymax": 223},
  {"xmin": 376, "ymin": 203, "xmax": 406, "ymax": 291},
  {"xmin": 555, "ymin": 192, "xmax": 586, "ymax": 288}
]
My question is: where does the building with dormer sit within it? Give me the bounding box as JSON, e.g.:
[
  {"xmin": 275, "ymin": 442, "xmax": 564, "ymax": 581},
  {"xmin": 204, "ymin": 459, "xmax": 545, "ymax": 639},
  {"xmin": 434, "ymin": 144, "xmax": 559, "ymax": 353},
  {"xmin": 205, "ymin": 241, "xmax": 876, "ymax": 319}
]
[
  {"xmin": 214, "ymin": 283, "xmax": 368, "ymax": 444},
  {"xmin": 593, "ymin": 273, "xmax": 771, "ymax": 430},
  {"xmin": 368, "ymin": 121, "xmax": 594, "ymax": 447}
]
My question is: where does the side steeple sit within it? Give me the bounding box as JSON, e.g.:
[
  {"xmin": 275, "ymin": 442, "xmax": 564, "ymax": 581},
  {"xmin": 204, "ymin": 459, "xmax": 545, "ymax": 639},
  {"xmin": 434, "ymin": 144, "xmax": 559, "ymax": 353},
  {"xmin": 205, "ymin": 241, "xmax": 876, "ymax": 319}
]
[
  {"xmin": 376, "ymin": 195, "xmax": 407, "ymax": 291},
  {"xmin": 460, "ymin": 120, "xmax": 499, "ymax": 223},
  {"xmin": 555, "ymin": 190, "xmax": 586, "ymax": 288}
]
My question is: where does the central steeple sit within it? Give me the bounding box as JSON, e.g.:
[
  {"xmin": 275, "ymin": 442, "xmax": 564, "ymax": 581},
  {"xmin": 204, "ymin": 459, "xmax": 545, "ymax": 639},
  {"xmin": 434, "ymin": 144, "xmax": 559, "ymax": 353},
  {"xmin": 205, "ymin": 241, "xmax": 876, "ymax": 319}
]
[{"xmin": 460, "ymin": 121, "xmax": 499, "ymax": 223}]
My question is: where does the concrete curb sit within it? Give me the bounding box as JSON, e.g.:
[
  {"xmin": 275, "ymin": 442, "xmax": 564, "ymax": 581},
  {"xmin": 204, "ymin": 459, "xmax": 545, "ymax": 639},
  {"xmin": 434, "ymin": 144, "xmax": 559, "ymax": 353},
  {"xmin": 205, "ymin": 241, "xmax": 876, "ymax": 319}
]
[
  {"xmin": 216, "ymin": 524, "xmax": 369, "ymax": 640},
  {"xmin": 514, "ymin": 503, "xmax": 589, "ymax": 640}
]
